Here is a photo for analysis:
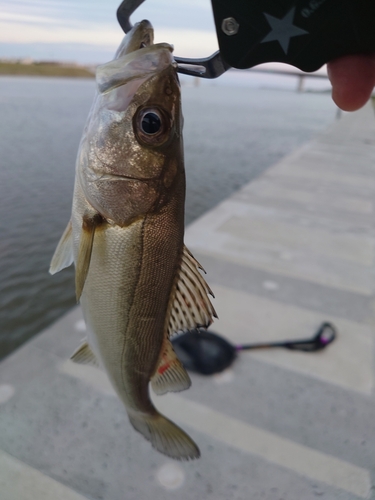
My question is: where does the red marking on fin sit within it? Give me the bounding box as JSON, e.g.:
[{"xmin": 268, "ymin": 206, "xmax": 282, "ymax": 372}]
[{"xmin": 158, "ymin": 363, "xmax": 170, "ymax": 375}]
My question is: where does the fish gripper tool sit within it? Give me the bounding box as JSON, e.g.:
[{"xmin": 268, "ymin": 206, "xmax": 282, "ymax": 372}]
[{"xmin": 117, "ymin": 0, "xmax": 375, "ymax": 78}]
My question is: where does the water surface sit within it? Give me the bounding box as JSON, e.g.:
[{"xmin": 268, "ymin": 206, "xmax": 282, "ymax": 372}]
[{"xmin": 0, "ymin": 76, "xmax": 337, "ymax": 359}]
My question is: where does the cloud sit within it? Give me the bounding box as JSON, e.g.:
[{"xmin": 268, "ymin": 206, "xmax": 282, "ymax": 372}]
[
  {"xmin": 0, "ymin": 21, "xmax": 120, "ymax": 48},
  {"xmin": 0, "ymin": 12, "xmax": 61, "ymax": 24},
  {"xmin": 155, "ymin": 28, "xmax": 218, "ymax": 57},
  {"xmin": 0, "ymin": 18, "xmax": 217, "ymax": 59},
  {"xmin": 0, "ymin": 0, "xmax": 218, "ymax": 62}
]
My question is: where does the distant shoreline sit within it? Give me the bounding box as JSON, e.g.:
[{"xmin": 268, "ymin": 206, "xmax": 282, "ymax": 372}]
[{"xmin": 0, "ymin": 61, "xmax": 94, "ymax": 78}]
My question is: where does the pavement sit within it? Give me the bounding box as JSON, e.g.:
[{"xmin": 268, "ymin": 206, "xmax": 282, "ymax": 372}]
[{"xmin": 1, "ymin": 102, "xmax": 375, "ymax": 500}]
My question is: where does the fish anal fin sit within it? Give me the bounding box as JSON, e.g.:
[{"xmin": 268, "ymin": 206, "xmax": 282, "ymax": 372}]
[
  {"xmin": 70, "ymin": 340, "xmax": 100, "ymax": 368},
  {"xmin": 166, "ymin": 245, "xmax": 217, "ymax": 337},
  {"xmin": 151, "ymin": 338, "xmax": 191, "ymax": 395},
  {"xmin": 49, "ymin": 220, "xmax": 73, "ymax": 274},
  {"xmin": 75, "ymin": 213, "xmax": 104, "ymax": 301}
]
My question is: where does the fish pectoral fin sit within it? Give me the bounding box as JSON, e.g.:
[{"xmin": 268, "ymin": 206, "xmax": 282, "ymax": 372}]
[
  {"xmin": 70, "ymin": 340, "xmax": 100, "ymax": 368},
  {"xmin": 76, "ymin": 213, "xmax": 104, "ymax": 301},
  {"xmin": 167, "ymin": 245, "xmax": 218, "ymax": 337},
  {"xmin": 151, "ymin": 338, "xmax": 191, "ymax": 395},
  {"xmin": 49, "ymin": 220, "xmax": 74, "ymax": 274}
]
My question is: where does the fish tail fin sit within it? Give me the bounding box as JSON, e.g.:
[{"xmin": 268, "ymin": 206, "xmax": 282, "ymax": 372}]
[{"xmin": 128, "ymin": 411, "xmax": 200, "ymax": 461}]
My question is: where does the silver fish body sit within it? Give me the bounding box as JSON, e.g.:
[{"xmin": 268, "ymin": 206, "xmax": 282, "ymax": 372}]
[{"xmin": 50, "ymin": 20, "xmax": 216, "ymax": 460}]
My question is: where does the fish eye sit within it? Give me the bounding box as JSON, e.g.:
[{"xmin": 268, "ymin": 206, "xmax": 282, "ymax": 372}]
[
  {"xmin": 134, "ymin": 107, "xmax": 171, "ymax": 146},
  {"xmin": 141, "ymin": 112, "xmax": 161, "ymax": 135}
]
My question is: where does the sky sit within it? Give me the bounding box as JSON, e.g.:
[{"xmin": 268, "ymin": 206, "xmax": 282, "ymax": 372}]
[{"xmin": 0, "ymin": 0, "xmax": 219, "ymax": 63}]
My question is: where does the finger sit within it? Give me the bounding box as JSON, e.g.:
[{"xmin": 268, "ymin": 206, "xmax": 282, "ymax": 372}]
[{"xmin": 327, "ymin": 54, "xmax": 375, "ymax": 111}]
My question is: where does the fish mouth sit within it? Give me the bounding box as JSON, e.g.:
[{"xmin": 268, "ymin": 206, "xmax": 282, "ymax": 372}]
[
  {"xmin": 87, "ymin": 155, "xmax": 160, "ymax": 183},
  {"xmin": 90, "ymin": 172, "xmax": 159, "ymax": 183}
]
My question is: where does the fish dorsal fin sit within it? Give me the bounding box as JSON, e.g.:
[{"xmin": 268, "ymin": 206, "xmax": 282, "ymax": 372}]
[
  {"xmin": 76, "ymin": 213, "xmax": 104, "ymax": 301},
  {"xmin": 166, "ymin": 245, "xmax": 217, "ymax": 338},
  {"xmin": 70, "ymin": 340, "xmax": 100, "ymax": 368},
  {"xmin": 151, "ymin": 337, "xmax": 191, "ymax": 395},
  {"xmin": 49, "ymin": 220, "xmax": 74, "ymax": 275}
]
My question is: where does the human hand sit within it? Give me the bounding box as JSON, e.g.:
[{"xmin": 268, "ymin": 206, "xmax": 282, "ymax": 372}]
[{"xmin": 327, "ymin": 54, "xmax": 375, "ymax": 111}]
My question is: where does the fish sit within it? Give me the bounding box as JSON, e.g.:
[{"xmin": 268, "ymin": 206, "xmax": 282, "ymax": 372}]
[{"xmin": 49, "ymin": 20, "xmax": 216, "ymax": 460}]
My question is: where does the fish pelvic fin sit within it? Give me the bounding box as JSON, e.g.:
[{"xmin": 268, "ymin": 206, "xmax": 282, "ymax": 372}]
[
  {"xmin": 49, "ymin": 220, "xmax": 73, "ymax": 274},
  {"xmin": 70, "ymin": 340, "xmax": 100, "ymax": 368},
  {"xmin": 75, "ymin": 213, "xmax": 104, "ymax": 301},
  {"xmin": 166, "ymin": 245, "xmax": 217, "ymax": 337},
  {"xmin": 151, "ymin": 338, "xmax": 191, "ymax": 395},
  {"xmin": 128, "ymin": 410, "xmax": 200, "ymax": 461}
]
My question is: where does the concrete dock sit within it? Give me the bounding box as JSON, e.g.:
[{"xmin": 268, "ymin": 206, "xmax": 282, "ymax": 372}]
[{"xmin": 1, "ymin": 102, "xmax": 375, "ymax": 500}]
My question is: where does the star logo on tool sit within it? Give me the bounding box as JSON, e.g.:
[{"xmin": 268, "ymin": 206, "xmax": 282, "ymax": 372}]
[{"xmin": 261, "ymin": 7, "xmax": 309, "ymax": 54}]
